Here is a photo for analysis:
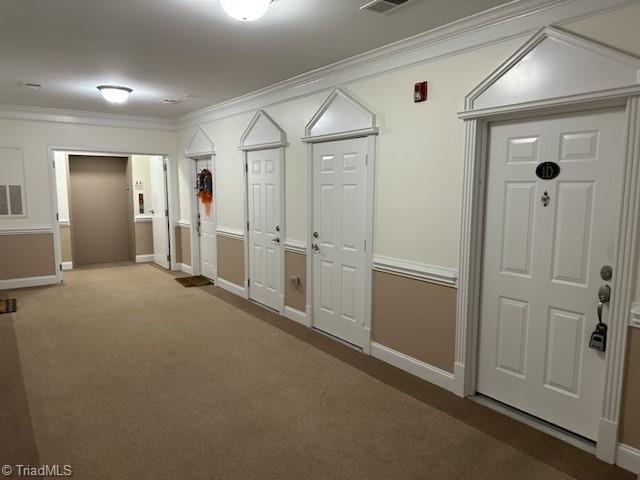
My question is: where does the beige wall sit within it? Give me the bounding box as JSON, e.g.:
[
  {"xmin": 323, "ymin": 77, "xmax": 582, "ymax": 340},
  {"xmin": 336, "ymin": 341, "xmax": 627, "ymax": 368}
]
[
  {"xmin": 0, "ymin": 233, "xmax": 56, "ymax": 280},
  {"xmin": 59, "ymin": 225, "xmax": 72, "ymax": 263},
  {"xmin": 372, "ymin": 271, "xmax": 456, "ymax": 374},
  {"xmin": 285, "ymin": 251, "xmax": 306, "ymax": 312},
  {"xmin": 217, "ymin": 236, "xmax": 244, "ymax": 287},
  {"xmin": 174, "ymin": 226, "xmax": 191, "ymax": 266},
  {"xmin": 134, "ymin": 222, "xmax": 154, "ymax": 256},
  {"xmin": 620, "ymin": 329, "xmax": 640, "ymax": 449}
]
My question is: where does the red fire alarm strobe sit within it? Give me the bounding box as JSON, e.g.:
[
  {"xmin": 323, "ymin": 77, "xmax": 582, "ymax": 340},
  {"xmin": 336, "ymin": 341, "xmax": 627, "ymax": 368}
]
[{"xmin": 414, "ymin": 81, "xmax": 428, "ymax": 103}]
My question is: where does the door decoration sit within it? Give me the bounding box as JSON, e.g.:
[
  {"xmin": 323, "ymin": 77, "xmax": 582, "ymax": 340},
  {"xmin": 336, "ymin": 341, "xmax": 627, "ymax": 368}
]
[{"xmin": 196, "ymin": 168, "xmax": 213, "ymax": 215}]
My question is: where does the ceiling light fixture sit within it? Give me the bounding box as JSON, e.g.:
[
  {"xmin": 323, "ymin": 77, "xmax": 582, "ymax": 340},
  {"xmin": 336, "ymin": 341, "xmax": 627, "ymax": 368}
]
[
  {"xmin": 220, "ymin": 0, "xmax": 272, "ymax": 22},
  {"xmin": 97, "ymin": 85, "xmax": 132, "ymax": 104}
]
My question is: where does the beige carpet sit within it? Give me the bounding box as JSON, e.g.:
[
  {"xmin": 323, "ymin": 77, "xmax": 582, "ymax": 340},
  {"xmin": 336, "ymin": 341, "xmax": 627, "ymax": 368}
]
[{"xmin": 3, "ymin": 264, "xmax": 632, "ymax": 480}]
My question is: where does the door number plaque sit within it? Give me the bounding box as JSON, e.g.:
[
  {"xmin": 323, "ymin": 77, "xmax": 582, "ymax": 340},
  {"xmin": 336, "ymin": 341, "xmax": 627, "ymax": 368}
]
[{"xmin": 536, "ymin": 161, "xmax": 561, "ymax": 180}]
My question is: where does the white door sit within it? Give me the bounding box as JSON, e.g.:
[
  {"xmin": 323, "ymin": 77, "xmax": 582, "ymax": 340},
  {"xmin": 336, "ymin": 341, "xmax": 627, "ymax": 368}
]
[
  {"xmin": 312, "ymin": 137, "xmax": 368, "ymax": 347},
  {"xmin": 477, "ymin": 109, "xmax": 625, "ymax": 440},
  {"xmin": 196, "ymin": 157, "xmax": 216, "ymax": 280},
  {"xmin": 150, "ymin": 156, "xmax": 170, "ymax": 269},
  {"xmin": 247, "ymin": 149, "xmax": 282, "ymax": 310}
]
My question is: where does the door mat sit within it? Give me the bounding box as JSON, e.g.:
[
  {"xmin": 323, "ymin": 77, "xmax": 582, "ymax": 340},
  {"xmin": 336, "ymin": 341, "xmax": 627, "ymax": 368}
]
[
  {"xmin": 175, "ymin": 276, "xmax": 212, "ymax": 288},
  {"xmin": 0, "ymin": 298, "xmax": 17, "ymax": 315}
]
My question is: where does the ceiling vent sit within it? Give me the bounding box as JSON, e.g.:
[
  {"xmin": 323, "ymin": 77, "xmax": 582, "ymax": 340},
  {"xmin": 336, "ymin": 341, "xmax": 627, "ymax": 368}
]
[
  {"xmin": 360, "ymin": 0, "xmax": 412, "ymax": 14},
  {"xmin": 160, "ymin": 99, "xmax": 182, "ymax": 105},
  {"xmin": 19, "ymin": 82, "xmax": 42, "ymax": 90}
]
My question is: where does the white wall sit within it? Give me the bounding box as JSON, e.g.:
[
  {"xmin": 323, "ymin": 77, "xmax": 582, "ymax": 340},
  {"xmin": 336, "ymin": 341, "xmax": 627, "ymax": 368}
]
[
  {"xmin": 131, "ymin": 155, "xmax": 153, "ymax": 216},
  {"xmin": 175, "ymin": 3, "xmax": 640, "ymax": 272},
  {"xmin": 0, "ymin": 119, "xmax": 177, "ymax": 230}
]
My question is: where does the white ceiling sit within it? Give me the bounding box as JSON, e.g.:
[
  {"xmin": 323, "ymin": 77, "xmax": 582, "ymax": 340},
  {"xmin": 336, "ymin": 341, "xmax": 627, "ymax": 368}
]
[{"xmin": 0, "ymin": 0, "xmax": 511, "ymax": 118}]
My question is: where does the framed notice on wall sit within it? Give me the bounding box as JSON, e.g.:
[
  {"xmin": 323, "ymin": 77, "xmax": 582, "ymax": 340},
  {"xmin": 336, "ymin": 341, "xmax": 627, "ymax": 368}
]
[{"xmin": 0, "ymin": 147, "xmax": 27, "ymax": 217}]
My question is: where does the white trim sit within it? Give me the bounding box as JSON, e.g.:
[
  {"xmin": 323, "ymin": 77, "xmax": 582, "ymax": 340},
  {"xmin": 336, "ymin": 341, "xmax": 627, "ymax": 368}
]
[
  {"xmin": 283, "ymin": 306, "xmax": 308, "ymax": 326},
  {"xmin": 631, "ymin": 303, "xmax": 640, "ymax": 328},
  {"xmin": 0, "ymin": 226, "xmax": 53, "ymax": 235},
  {"xmin": 216, "ymin": 226, "xmax": 245, "ymax": 240},
  {"xmin": 217, "ymin": 277, "xmax": 246, "ymax": 297},
  {"xmin": 176, "ymin": 219, "xmax": 191, "ymax": 228},
  {"xmin": 0, "ymin": 104, "xmax": 175, "ymax": 131},
  {"xmin": 58, "ymin": 220, "xmax": 70, "ymax": 227},
  {"xmin": 373, "ymin": 255, "xmax": 458, "ymax": 287},
  {"xmin": 61, "ymin": 261, "xmax": 73, "ymax": 271},
  {"xmin": 284, "ymin": 239, "xmax": 307, "ymax": 254},
  {"xmin": 134, "ymin": 215, "xmax": 153, "ymax": 223},
  {"xmin": 617, "ymin": 443, "xmax": 640, "ymax": 474},
  {"xmin": 185, "ymin": 126, "xmax": 215, "ymax": 158},
  {"xmin": 136, "ymin": 254, "xmax": 154, "ymax": 263},
  {"xmin": 176, "ymin": 0, "xmax": 635, "ymax": 128},
  {"xmin": 240, "ymin": 109, "xmax": 287, "ymax": 150},
  {"xmin": 455, "ymin": 25, "xmax": 640, "ymax": 464},
  {"xmin": 370, "ymin": 342, "xmax": 456, "ymax": 393},
  {"xmin": 302, "ymin": 128, "xmax": 379, "ymax": 144},
  {"xmin": 0, "ymin": 274, "xmax": 59, "ymax": 290},
  {"xmin": 178, "ymin": 263, "xmax": 193, "ymax": 275}
]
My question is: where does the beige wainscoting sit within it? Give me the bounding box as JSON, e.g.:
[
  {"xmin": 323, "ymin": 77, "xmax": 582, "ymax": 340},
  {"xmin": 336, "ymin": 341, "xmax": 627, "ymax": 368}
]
[
  {"xmin": 59, "ymin": 225, "xmax": 72, "ymax": 263},
  {"xmin": 284, "ymin": 251, "xmax": 306, "ymax": 312},
  {"xmin": 0, "ymin": 233, "xmax": 56, "ymax": 280},
  {"xmin": 217, "ymin": 236, "xmax": 244, "ymax": 287},
  {"xmin": 372, "ymin": 271, "xmax": 456, "ymax": 374},
  {"xmin": 134, "ymin": 222, "xmax": 153, "ymax": 256},
  {"xmin": 174, "ymin": 226, "xmax": 191, "ymax": 266},
  {"xmin": 620, "ymin": 328, "xmax": 640, "ymax": 449}
]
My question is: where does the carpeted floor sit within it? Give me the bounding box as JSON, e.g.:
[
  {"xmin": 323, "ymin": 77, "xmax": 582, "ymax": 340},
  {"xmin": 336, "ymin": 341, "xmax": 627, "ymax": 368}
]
[{"xmin": 1, "ymin": 264, "xmax": 633, "ymax": 480}]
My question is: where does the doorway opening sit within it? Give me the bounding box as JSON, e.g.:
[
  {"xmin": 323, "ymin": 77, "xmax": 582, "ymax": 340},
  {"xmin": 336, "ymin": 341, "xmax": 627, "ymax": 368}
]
[{"xmin": 52, "ymin": 150, "xmax": 172, "ymax": 273}]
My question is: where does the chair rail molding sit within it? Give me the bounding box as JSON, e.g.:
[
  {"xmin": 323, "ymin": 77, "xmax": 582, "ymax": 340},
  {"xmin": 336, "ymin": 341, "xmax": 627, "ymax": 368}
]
[
  {"xmin": 373, "ymin": 255, "xmax": 458, "ymax": 287},
  {"xmin": 216, "ymin": 226, "xmax": 245, "ymax": 240},
  {"xmin": 454, "ymin": 24, "xmax": 640, "ymax": 465},
  {"xmin": 284, "ymin": 239, "xmax": 307, "ymax": 254}
]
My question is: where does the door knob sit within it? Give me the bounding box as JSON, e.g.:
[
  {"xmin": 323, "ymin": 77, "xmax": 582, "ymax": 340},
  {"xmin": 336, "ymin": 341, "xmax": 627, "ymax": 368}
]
[{"xmin": 313, "ymin": 231, "xmax": 319, "ymax": 238}]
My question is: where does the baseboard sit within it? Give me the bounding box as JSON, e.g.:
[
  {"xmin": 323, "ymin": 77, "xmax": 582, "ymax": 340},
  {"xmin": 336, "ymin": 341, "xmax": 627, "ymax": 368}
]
[
  {"xmin": 178, "ymin": 263, "xmax": 193, "ymax": 275},
  {"xmin": 217, "ymin": 277, "xmax": 245, "ymax": 297},
  {"xmin": 135, "ymin": 254, "xmax": 154, "ymax": 263},
  {"xmin": 370, "ymin": 342, "xmax": 455, "ymax": 393},
  {"xmin": 0, "ymin": 275, "xmax": 59, "ymax": 290},
  {"xmin": 617, "ymin": 443, "xmax": 640, "ymax": 474},
  {"xmin": 596, "ymin": 418, "xmax": 618, "ymax": 463},
  {"xmin": 284, "ymin": 306, "xmax": 307, "ymax": 326},
  {"xmin": 61, "ymin": 261, "xmax": 73, "ymax": 271}
]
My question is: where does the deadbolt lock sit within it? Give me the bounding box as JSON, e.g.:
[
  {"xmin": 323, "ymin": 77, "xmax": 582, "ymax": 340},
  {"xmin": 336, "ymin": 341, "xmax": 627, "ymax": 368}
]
[{"xmin": 600, "ymin": 265, "xmax": 613, "ymax": 282}]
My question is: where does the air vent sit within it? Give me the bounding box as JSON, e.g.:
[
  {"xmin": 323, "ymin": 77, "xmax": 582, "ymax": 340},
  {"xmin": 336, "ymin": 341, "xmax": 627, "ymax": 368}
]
[
  {"xmin": 20, "ymin": 82, "xmax": 42, "ymax": 90},
  {"xmin": 160, "ymin": 99, "xmax": 182, "ymax": 105},
  {"xmin": 360, "ymin": 0, "xmax": 411, "ymax": 14}
]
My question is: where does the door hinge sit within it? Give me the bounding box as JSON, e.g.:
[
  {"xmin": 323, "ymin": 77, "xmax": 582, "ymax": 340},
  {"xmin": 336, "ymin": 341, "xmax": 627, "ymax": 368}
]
[
  {"xmin": 165, "ymin": 209, "xmax": 169, "ymax": 217},
  {"xmin": 365, "ymin": 154, "xmax": 368, "ymax": 166},
  {"xmin": 52, "ymin": 161, "xmax": 56, "ymax": 169},
  {"xmin": 59, "ymin": 264, "xmax": 62, "ymax": 271},
  {"xmin": 364, "ymin": 239, "xmax": 367, "ymax": 251},
  {"xmin": 56, "ymin": 213, "xmax": 59, "ymax": 221},
  {"xmin": 245, "ymin": 162, "xmax": 248, "ymax": 173},
  {"xmin": 163, "ymin": 163, "xmax": 167, "ymax": 171},
  {"xmin": 247, "ymin": 278, "xmax": 250, "ymax": 287},
  {"xmin": 166, "ymin": 254, "xmax": 170, "ymax": 261},
  {"xmin": 247, "ymin": 221, "xmax": 250, "ymax": 231}
]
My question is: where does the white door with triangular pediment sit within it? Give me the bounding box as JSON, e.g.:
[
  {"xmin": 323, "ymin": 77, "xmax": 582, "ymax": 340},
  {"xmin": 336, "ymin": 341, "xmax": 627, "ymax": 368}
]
[{"xmin": 477, "ymin": 109, "xmax": 626, "ymax": 440}]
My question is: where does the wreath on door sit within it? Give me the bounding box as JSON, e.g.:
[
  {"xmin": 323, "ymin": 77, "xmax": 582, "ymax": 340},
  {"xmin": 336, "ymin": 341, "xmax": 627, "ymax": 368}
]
[{"xmin": 197, "ymin": 168, "xmax": 213, "ymax": 216}]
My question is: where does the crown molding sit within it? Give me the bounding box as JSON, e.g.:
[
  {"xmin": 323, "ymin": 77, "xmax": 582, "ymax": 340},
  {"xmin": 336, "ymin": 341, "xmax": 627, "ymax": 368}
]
[
  {"xmin": 176, "ymin": 0, "xmax": 636, "ymax": 129},
  {"xmin": 0, "ymin": 104, "xmax": 176, "ymax": 131}
]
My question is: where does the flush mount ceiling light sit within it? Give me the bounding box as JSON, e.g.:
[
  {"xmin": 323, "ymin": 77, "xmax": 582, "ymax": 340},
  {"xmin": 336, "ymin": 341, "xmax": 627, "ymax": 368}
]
[
  {"xmin": 220, "ymin": 0, "xmax": 272, "ymax": 21},
  {"xmin": 97, "ymin": 85, "xmax": 132, "ymax": 104}
]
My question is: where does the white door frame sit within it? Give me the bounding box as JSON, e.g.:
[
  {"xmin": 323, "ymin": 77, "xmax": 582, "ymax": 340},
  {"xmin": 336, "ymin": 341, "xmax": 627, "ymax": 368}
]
[
  {"xmin": 239, "ymin": 110, "xmax": 288, "ymax": 313},
  {"xmin": 302, "ymin": 89, "xmax": 378, "ymax": 352},
  {"xmin": 48, "ymin": 146, "xmax": 178, "ymax": 278},
  {"xmin": 454, "ymin": 27, "xmax": 640, "ymax": 462},
  {"xmin": 185, "ymin": 126, "xmax": 217, "ymax": 278}
]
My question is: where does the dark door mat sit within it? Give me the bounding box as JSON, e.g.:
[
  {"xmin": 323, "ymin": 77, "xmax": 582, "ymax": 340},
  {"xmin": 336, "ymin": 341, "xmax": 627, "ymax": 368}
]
[
  {"xmin": 175, "ymin": 276, "xmax": 212, "ymax": 288},
  {"xmin": 0, "ymin": 298, "xmax": 17, "ymax": 314}
]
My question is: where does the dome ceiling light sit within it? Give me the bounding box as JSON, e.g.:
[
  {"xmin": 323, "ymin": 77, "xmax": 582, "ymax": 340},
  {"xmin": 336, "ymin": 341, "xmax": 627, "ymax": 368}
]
[
  {"xmin": 97, "ymin": 85, "xmax": 132, "ymax": 104},
  {"xmin": 220, "ymin": 0, "xmax": 272, "ymax": 22}
]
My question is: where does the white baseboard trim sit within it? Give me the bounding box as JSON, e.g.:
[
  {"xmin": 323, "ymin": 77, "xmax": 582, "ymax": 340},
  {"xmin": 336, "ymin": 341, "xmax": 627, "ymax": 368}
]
[
  {"xmin": 283, "ymin": 306, "xmax": 307, "ymax": 326},
  {"xmin": 217, "ymin": 277, "xmax": 246, "ymax": 297},
  {"xmin": 136, "ymin": 254, "xmax": 154, "ymax": 263},
  {"xmin": 617, "ymin": 443, "xmax": 640, "ymax": 474},
  {"xmin": 178, "ymin": 263, "xmax": 193, "ymax": 275},
  {"xmin": 0, "ymin": 274, "xmax": 59, "ymax": 290},
  {"xmin": 61, "ymin": 261, "xmax": 73, "ymax": 271},
  {"xmin": 370, "ymin": 342, "xmax": 455, "ymax": 393}
]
